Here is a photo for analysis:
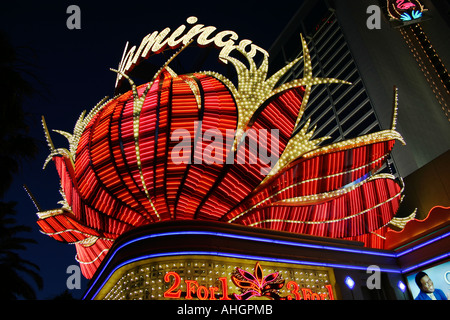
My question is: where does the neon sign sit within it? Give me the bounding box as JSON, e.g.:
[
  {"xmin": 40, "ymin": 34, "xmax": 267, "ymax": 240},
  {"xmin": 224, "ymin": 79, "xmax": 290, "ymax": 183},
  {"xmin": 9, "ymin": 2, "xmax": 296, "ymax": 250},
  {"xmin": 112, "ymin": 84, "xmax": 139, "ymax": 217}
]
[
  {"xmin": 231, "ymin": 262, "xmax": 285, "ymax": 300},
  {"xmin": 114, "ymin": 16, "xmax": 268, "ymax": 87},
  {"xmin": 38, "ymin": 14, "xmax": 406, "ymax": 280},
  {"xmin": 164, "ymin": 272, "xmax": 231, "ymax": 300},
  {"xmin": 163, "ymin": 262, "xmax": 335, "ymax": 300},
  {"xmin": 387, "ymin": 0, "xmax": 425, "ymax": 22},
  {"xmin": 396, "ymin": 0, "xmax": 415, "ymax": 10}
]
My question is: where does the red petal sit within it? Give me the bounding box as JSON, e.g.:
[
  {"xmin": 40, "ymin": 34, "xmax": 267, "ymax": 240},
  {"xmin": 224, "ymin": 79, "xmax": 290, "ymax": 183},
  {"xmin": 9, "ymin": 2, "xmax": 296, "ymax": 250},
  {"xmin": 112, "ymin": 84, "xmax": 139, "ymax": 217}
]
[{"xmin": 239, "ymin": 176, "xmax": 402, "ymax": 239}]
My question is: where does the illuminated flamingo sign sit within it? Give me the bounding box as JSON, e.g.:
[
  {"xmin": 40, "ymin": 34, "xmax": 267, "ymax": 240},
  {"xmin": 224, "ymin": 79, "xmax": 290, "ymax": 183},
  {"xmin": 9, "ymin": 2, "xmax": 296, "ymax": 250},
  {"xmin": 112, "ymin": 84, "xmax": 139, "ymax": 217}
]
[
  {"xmin": 387, "ymin": 0, "xmax": 425, "ymax": 21},
  {"xmin": 396, "ymin": 0, "xmax": 416, "ymax": 10}
]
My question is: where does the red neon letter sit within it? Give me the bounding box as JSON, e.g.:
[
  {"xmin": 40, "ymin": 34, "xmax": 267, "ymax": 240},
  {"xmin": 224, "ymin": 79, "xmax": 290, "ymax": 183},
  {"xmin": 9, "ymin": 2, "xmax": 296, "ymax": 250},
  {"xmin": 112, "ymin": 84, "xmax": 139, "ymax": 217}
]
[
  {"xmin": 163, "ymin": 272, "xmax": 181, "ymax": 299},
  {"xmin": 326, "ymin": 284, "xmax": 335, "ymax": 300},
  {"xmin": 197, "ymin": 286, "xmax": 209, "ymax": 300},
  {"xmin": 287, "ymin": 281, "xmax": 302, "ymax": 300},
  {"xmin": 301, "ymin": 288, "xmax": 312, "ymax": 300},
  {"xmin": 219, "ymin": 277, "xmax": 231, "ymax": 300},
  {"xmin": 311, "ymin": 292, "xmax": 321, "ymax": 300},
  {"xmin": 185, "ymin": 280, "xmax": 198, "ymax": 299},
  {"xmin": 209, "ymin": 286, "xmax": 219, "ymax": 300}
]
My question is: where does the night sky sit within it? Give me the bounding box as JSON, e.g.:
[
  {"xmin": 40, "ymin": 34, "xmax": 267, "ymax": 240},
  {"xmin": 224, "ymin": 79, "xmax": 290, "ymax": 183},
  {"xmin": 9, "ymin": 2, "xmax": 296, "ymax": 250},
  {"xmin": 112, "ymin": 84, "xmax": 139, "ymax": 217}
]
[{"xmin": 1, "ymin": 0, "xmax": 303, "ymax": 299}]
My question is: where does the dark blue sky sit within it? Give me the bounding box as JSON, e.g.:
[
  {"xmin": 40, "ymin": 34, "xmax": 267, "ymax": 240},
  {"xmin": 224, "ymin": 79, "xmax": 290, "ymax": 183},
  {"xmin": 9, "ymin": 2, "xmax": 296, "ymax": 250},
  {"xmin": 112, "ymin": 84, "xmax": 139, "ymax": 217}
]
[{"xmin": 0, "ymin": 0, "xmax": 303, "ymax": 299}]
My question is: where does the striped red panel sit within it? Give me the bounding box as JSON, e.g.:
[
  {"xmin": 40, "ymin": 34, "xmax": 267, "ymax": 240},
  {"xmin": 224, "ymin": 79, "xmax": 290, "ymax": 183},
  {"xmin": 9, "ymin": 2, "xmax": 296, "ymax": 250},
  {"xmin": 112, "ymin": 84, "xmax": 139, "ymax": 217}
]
[
  {"xmin": 75, "ymin": 238, "xmax": 113, "ymax": 279},
  {"xmin": 196, "ymin": 87, "xmax": 305, "ymax": 220},
  {"xmin": 166, "ymin": 76, "xmax": 199, "ymax": 217},
  {"xmin": 226, "ymin": 140, "xmax": 395, "ymax": 222},
  {"xmin": 175, "ymin": 74, "xmax": 237, "ymax": 220},
  {"xmin": 345, "ymin": 226, "xmax": 390, "ymax": 249},
  {"xmin": 37, "ymin": 211, "xmax": 103, "ymax": 243},
  {"xmin": 237, "ymin": 176, "xmax": 401, "ymax": 239}
]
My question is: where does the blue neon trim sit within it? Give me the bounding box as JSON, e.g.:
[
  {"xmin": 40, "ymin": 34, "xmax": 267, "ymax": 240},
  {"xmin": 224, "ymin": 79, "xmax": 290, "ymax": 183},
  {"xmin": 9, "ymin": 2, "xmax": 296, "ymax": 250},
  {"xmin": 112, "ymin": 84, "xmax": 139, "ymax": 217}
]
[
  {"xmin": 396, "ymin": 231, "xmax": 450, "ymax": 257},
  {"xmin": 401, "ymin": 253, "xmax": 450, "ymax": 274},
  {"xmin": 114, "ymin": 231, "xmax": 397, "ymax": 257}
]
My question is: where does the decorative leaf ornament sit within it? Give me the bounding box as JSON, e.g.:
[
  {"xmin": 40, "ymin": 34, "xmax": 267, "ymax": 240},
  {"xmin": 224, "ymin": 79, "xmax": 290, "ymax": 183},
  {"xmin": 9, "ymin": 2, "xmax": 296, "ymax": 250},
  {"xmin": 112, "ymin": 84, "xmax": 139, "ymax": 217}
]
[{"xmin": 231, "ymin": 262, "xmax": 285, "ymax": 300}]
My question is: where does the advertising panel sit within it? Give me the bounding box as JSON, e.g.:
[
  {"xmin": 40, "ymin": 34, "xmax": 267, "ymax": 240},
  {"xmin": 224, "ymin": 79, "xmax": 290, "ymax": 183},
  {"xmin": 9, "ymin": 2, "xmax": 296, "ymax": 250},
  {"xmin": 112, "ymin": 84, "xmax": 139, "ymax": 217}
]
[{"xmin": 406, "ymin": 261, "xmax": 450, "ymax": 300}]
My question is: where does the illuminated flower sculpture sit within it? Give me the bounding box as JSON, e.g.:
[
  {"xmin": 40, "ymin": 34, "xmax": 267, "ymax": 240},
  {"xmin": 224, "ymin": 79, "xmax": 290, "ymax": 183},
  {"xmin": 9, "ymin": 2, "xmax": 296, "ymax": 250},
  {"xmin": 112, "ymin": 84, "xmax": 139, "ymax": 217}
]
[{"xmin": 36, "ymin": 28, "xmax": 407, "ymax": 279}]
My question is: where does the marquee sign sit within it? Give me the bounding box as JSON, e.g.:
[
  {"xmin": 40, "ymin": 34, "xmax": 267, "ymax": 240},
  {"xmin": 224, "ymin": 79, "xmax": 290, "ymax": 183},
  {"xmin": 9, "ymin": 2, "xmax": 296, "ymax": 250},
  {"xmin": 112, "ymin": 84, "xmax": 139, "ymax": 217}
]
[
  {"xmin": 96, "ymin": 256, "xmax": 337, "ymax": 300},
  {"xmin": 37, "ymin": 16, "xmax": 407, "ymax": 280},
  {"xmin": 163, "ymin": 262, "xmax": 335, "ymax": 300}
]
